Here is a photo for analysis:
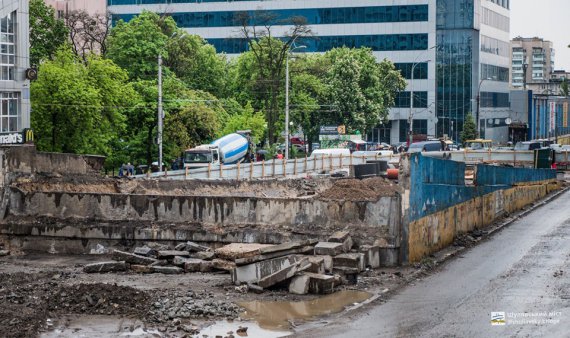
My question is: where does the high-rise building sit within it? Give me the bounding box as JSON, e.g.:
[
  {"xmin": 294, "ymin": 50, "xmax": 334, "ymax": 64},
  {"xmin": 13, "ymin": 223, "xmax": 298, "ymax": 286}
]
[
  {"xmin": 0, "ymin": 0, "xmax": 31, "ymax": 140},
  {"xmin": 108, "ymin": 0, "xmax": 511, "ymax": 144},
  {"xmin": 44, "ymin": 0, "xmax": 106, "ymax": 18},
  {"xmin": 510, "ymin": 37, "xmax": 555, "ymax": 89}
]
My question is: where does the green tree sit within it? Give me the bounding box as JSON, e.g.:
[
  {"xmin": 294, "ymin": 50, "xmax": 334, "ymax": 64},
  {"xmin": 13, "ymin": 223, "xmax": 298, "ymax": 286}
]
[
  {"xmin": 460, "ymin": 113, "xmax": 477, "ymax": 143},
  {"xmin": 29, "ymin": 0, "xmax": 68, "ymax": 66},
  {"xmin": 165, "ymin": 32, "xmax": 228, "ymax": 97},
  {"xmin": 106, "ymin": 11, "xmax": 176, "ymax": 80},
  {"xmin": 324, "ymin": 47, "xmax": 406, "ymax": 136},
  {"xmin": 31, "ymin": 46, "xmax": 138, "ymax": 156},
  {"xmin": 221, "ymin": 103, "xmax": 267, "ymax": 144}
]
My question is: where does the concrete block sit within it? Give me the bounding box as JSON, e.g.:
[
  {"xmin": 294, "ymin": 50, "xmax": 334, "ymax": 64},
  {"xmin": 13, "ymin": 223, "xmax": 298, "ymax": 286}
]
[
  {"xmin": 174, "ymin": 243, "xmax": 187, "ymax": 251},
  {"xmin": 190, "ymin": 251, "xmax": 215, "ymax": 261},
  {"xmin": 257, "ymin": 258, "xmax": 309, "ymax": 289},
  {"xmin": 289, "ymin": 275, "xmax": 310, "ymax": 295},
  {"xmin": 360, "ymin": 245, "xmax": 380, "ymax": 269},
  {"xmin": 379, "ymin": 246, "xmax": 399, "ymax": 267},
  {"xmin": 112, "ymin": 249, "xmax": 158, "ymax": 266},
  {"xmin": 172, "ymin": 256, "xmax": 191, "ymax": 266},
  {"xmin": 199, "ymin": 261, "xmax": 214, "ymax": 272},
  {"xmin": 185, "ymin": 241, "xmax": 212, "ymax": 252},
  {"xmin": 130, "ymin": 265, "xmax": 153, "ymax": 274},
  {"xmin": 215, "ymin": 243, "xmax": 273, "ymax": 261},
  {"xmin": 152, "ymin": 266, "xmax": 183, "ymax": 274},
  {"xmin": 183, "ymin": 258, "xmax": 205, "ymax": 272},
  {"xmin": 259, "ymin": 241, "xmax": 309, "ymax": 255},
  {"xmin": 83, "ymin": 261, "xmax": 127, "ymax": 273},
  {"xmin": 0, "ymin": 250, "xmax": 9, "ymax": 256},
  {"xmin": 212, "ymin": 259, "xmax": 236, "ymax": 272},
  {"xmin": 235, "ymin": 246, "xmax": 314, "ymax": 266},
  {"xmin": 328, "ymin": 231, "xmax": 353, "ymax": 252},
  {"xmin": 304, "ymin": 256, "xmax": 325, "ymax": 274},
  {"xmin": 314, "ymin": 255, "xmax": 333, "ymax": 273},
  {"xmin": 303, "ymin": 272, "xmax": 336, "ymax": 294},
  {"xmin": 150, "ymin": 260, "xmax": 168, "ymax": 267},
  {"xmin": 314, "ymin": 242, "xmax": 344, "ymax": 256},
  {"xmin": 231, "ymin": 255, "xmax": 302, "ymax": 285},
  {"xmin": 157, "ymin": 250, "xmax": 190, "ymax": 259},
  {"xmin": 133, "ymin": 246, "xmax": 157, "ymax": 257},
  {"xmin": 333, "ymin": 253, "xmax": 365, "ymax": 272}
]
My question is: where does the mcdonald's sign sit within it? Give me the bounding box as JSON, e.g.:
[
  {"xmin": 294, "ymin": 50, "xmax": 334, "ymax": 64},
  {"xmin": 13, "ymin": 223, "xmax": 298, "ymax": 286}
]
[{"xmin": 0, "ymin": 129, "xmax": 34, "ymax": 145}]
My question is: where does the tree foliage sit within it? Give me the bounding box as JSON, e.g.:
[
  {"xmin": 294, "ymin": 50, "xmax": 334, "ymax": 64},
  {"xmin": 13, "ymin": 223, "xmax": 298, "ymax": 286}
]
[
  {"xmin": 31, "ymin": 47, "xmax": 138, "ymax": 157},
  {"xmin": 460, "ymin": 113, "xmax": 477, "ymax": 143},
  {"xmin": 561, "ymin": 78, "xmax": 569, "ymax": 97},
  {"xmin": 106, "ymin": 11, "xmax": 175, "ymax": 80},
  {"xmin": 221, "ymin": 103, "xmax": 267, "ymax": 144},
  {"xmin": 29, "ymin": 0, "xmax": 68, "ymax": 66}
]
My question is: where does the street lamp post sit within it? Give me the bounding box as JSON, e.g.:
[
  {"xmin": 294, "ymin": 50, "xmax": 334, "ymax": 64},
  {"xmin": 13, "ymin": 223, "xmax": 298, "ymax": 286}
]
[
  {"xmin": 476, "ymin": 77, "xmax": 494, "ymax": 139},
  {"xmin": 285, "ymin": 45, "xmax": 306, "ymax": 160},
  {"xmin": 157, "ymin": 54, "xmax": 163, "ymax": 173},
  {"xmin": 408, "ymin": 45, "xmax": 436, "ymax": 147}
]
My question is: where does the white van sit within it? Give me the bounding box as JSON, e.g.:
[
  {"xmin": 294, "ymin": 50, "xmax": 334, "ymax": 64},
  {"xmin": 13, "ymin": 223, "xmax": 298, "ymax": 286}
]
[{"xmin": 310, "ymin": 148, "xmax": 351, "ymax": 158}]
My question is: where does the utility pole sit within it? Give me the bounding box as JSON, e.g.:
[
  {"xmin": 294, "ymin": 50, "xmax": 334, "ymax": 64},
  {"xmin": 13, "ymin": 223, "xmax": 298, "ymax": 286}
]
[
  {"xmin": 285, "ymin": 52, "xmax": 290, "ymax": 160},
  {"xmin": 158, "ymin": 54, "xmax": 163, "ymax": 173}
]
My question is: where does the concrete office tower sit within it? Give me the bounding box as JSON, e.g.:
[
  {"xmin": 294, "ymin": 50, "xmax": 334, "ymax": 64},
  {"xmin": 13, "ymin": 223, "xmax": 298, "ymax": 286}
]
[
  {"xmin": 108, "ymin": 0, "xmax": 511, "ymax": 144},
  {"xmin": 44, "ymin": 0, "xmax": 106, "ymax": 17},
  {"xmin": 510, "ymin": 37, "xmax": 555, "ymax": 89},
  {"xmin": 0, "ymin": 0, "xmax": 30, "ymax": 134}
]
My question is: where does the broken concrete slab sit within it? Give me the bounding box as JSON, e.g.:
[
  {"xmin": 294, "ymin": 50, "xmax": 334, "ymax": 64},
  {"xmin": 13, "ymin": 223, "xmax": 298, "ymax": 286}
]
[
  {"xmin": 235, "ymin": 246, "xmax": 314, "ymax": 266},
  {"xmin": 0, "ymin": 250, "xmax": 10, "ymax": 256},
  {"xmin": 151, "ymin": 266, "xmax": 183, "ymax": 274},
  {"xmin": 184, "ymin": 241, "xmax": 212, "ymax": 252},
  {"xmin": 133, "ymin": 246, "xmax": 157, "ymax": 257},
  {"xmin": 215, "ymin": 243, "xmax": 274, "ymax": 261},
  {"xmin": 314, "ymin": 242, "xmax": 344, "ymax": 256},
  {"xmin": 83, "ymin": 261, "xmax": 127, "ymax": 273},
  {"xmin": 333, "ymin": 253, "xmax": 365, "ymax": 272},
  {"xmin": 157, "ymin": 250, "xmax": 190, "ymax": 259},
  {"xmin": 303, "ymin": 272, "xmax": 336, "ymax": 294},
  {"xmin": 379, "ymin": 245, "xmax": 399, "ymax": 267},
  {"xmin": 360, "ymin": 245, "xmax": 380, "ymax": 269},
  {"xmin": 246, "ymin": 283, "xmax": 264, "ymax": 294},
  {"xmin": 212, "ymin": 259, "xmax": 236, "ymax": 272},
  {"xmin": 314, "ymin": 255, "xmax": 333, "ymax": 273},
  {"xmin": 172, "ymin": 256, "xmax": 192, "ymax": 266},
  {"xmin": 303, "ymin": 256, "xmax": 325, "ymax": 274},
  {"xmin": 289, "ymin": 274, "xmax": 310, "ymax": 295},
  {"xmin": 258, "ymin": 241, "xmax": 313, "ymax": 255},
  {"xmin": 328, "ymin": 231, "xmax": 353, "ymax": 253},
  {"xmin": 190, "ymin": 251, "xmax": 215, "ymax": 261},
  {"xmin": 112, "ymin": 250, "xmax": 158, "ymax": 266},
  {"xmin": 231, "ymin": 255, "xmax": 303, "ymax": 285},
  {"xmin": 183, "ymin": 258, "xmax": 204, "ymax": 272},
  {"xmin": 199, "ymin": 261, "xmax": 214, "ymax": 273},
  {"xmin": 174, "ymin": 243, "xmax": 187, "ymax": 251},
  {"xmin": 130, "ymin": 265, "xmax": 153, "ymax": 273},
  {"xmin": 257, "ymin": 258, "xmax": 309, "ymax": 289},
  {"xmin": 150, "ymin": 260, "xmax": 168, "ymax": 267}
]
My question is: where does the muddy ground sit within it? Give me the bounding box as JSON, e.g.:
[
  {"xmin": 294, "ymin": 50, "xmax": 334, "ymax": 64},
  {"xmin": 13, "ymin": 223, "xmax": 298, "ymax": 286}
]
[{"xmin": 0, "ymin": 252, "xmax": 419, "ymax": 338}]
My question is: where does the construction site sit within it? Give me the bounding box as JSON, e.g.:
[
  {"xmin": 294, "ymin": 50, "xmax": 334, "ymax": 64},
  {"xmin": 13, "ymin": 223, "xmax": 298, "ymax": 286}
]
[{"xmin": 0, "ymin": 145, "xmax": 563, "ymax": 337}]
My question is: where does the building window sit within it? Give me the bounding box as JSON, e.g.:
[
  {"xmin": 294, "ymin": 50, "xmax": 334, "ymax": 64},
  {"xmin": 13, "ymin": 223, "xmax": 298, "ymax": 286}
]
[
  {"xmin": 394, "ymin": 91, "xmax": 428, "ymax": 108},
  {"xmin": 394, "ymin": 63, "xmax": 428, "ymax": 80},
  {"xmin": 0, "ymin": 92, "xmax": 19, "ymax": 132},
  {"xmin": 0, "ymin": 11, "xmax": 16, "ymax": 81}
]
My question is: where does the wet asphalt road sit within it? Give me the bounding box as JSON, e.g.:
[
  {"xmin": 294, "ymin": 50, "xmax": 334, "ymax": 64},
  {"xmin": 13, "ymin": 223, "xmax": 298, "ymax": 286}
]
[{"xmin": 297, "ymin": 190, "xmax": 570, "ymax": 338}]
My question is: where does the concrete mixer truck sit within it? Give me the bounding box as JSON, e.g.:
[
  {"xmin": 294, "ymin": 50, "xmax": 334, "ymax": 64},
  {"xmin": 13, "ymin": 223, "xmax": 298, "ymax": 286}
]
[{"xmin": 183, "ymin": 131, "xmax": 254, "ymax": 169}]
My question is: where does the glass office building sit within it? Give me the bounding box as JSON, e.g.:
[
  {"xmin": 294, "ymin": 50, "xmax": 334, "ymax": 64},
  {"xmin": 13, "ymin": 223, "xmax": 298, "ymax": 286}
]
[
  {"xmin": 0, "ymin": 0, "xmax": 31, "ymax": 136},
  {"xmin": 108, "ymin": 0, "xmax": 511, "ymax": 144}
]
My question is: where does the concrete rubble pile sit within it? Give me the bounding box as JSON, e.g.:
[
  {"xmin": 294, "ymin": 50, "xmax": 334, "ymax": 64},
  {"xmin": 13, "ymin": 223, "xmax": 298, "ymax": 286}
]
[
  {"xmin": 0, "ymin": 241, "xmax": 9, "ymax": 257},
  {"xmin": 225, "ymin": 231, "xmax": 383, "ymax": 295},
  {"xmin": 83, "ymin": 231, "xmax": 384, "ymax": 295}
]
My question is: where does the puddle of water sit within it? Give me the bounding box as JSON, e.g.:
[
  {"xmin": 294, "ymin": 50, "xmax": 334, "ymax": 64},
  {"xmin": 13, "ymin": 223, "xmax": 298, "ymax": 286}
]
[
  {"xmin": 198, "ymin": 320, "xmax": 291, "ymax": 338},
  {"xmin": 238, "ymin": 290, "xmax": 371, "ymax": 331},
  {"xmin": 41, "ymin": 315, "xmax": 160, "ymax": 338}
]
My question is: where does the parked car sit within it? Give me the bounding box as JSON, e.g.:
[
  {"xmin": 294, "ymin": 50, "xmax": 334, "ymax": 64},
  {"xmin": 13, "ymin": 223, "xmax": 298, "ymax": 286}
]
[
  {"xmin": 514, "ymin": 141, "xmax": 543, "ymax": 151},
  {"xmin": 290, "ymin": 137, "xmax": 305, "ymax": 145},
  {"xmin": 408, "ymin": 141, "xmax": 445, "ymax": 153}
]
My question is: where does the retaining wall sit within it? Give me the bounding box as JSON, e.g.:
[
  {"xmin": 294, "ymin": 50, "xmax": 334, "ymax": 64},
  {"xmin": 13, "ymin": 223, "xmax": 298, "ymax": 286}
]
[{"xmin": 404, "ymin": 154, "xmax": 558, "ymax": 262}]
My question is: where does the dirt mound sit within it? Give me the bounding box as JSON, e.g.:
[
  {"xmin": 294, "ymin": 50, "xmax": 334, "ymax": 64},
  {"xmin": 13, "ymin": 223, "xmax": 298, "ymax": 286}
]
[{"xmin": 318, "ymin": 177, "xmax": 398, "ymax": 201}]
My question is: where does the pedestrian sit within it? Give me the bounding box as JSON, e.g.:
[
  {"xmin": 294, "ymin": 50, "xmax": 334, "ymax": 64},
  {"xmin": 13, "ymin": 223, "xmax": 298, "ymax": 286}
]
[
  {"xmin": 276, "ymin": 150, "xmax": 284, "ymax": 160},
  {"xmin": 127, "ymin": 163, "xmax": 134, "ymax": 176},
  {"xmin": 119, "ymin": 163, "xmax": 125, "ymax": 177}
]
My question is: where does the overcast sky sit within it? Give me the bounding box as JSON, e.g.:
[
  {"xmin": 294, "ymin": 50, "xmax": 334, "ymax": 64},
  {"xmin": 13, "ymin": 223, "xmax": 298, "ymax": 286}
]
[{"xmin": 510, "ymin": 0, "xmax": 570, "ymax": 70}]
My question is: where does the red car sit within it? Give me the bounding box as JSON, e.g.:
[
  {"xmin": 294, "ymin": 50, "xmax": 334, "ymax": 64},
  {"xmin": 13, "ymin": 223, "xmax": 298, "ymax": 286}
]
[{"xmin": 290, "ymin": 137, "xmax": 305, "ymax": 145}]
